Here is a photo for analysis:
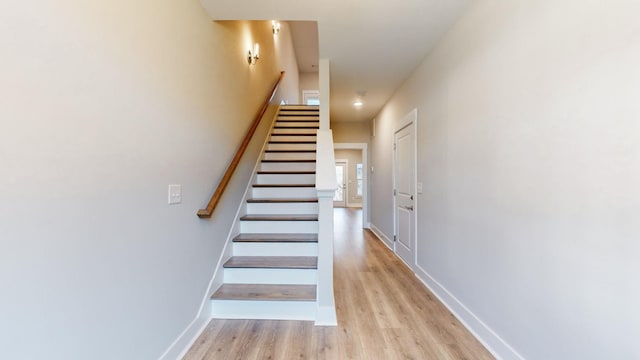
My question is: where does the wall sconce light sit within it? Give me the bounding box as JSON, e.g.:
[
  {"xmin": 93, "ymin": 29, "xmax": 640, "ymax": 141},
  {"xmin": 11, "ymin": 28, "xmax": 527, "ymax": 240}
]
[
  {"xmin": 247, "ymin": 43, "xmax": 259, "ymax": 65},
  {"xmin": 272, "ymin": 21, "xmax": 281, "ymax": 35}
]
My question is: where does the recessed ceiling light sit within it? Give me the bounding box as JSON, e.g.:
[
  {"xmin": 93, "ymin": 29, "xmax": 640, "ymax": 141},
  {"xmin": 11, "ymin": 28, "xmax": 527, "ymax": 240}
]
[{"xmin": 353, "ymin": 100, "xmax": 363, "ymax": 107}]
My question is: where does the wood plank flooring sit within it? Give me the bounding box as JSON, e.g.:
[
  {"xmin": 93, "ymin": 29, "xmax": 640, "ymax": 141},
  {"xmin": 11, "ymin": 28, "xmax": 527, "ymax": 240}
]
[
  {"xmin": 183, "ymin": 208, "xmax": 494, "ymax": 360},
  {"xmin": 212, "ymin": 284, "xmax": 317, "ymax": 301},
  {"xmin": 223, "ymin": 256, "xmax": 318, "ymax": 269}
]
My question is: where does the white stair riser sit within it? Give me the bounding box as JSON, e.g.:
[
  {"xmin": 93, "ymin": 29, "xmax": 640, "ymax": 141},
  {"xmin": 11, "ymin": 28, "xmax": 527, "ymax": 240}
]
[
  {"xmin": 232, "ymin": 242, "xmax": 318, "ymax": 256},
  {"xmin": 272, "ymin": 128, "xmax": 318, "ymax": 134},
  {"xmin": 278, "ymin": 113, "xmax": 319, "ymax": 117},
  {"xmin": 260, "ymin": 162, "xmax": 316, "ymax": 171},
  {"xmin": 224, "ymin": 268, "xmax": 317, "ymax": 284},
  {"xmin": 280, "ymin": 108, "xmax": 319, "ymax": 111},
  {"xmin": 281, "ymin": 105, "xmax": 319, "ymax": 110},
  {"xmin": 247, "ymin": 202, "xmax": 318, "ymax": 214},
  {"xmin": 256, "ymin": 174, "xmax": 315, "ymax": 184},
  {"xmin": 270, "ymin": 135, "xmax": 317, "ymax": 142},
  {"xmin": 252, "ymin": 187, "xmax": 316, "ymax": 198},
  {"xmin": 267, "ymin": 143, "xmax": 316, "ymax": 151},
  {"xmin": 278, "ymin": 111, "xmax": 319, "ymax": 114},
  {"xmin": 211, "ymin": 300, "xmax": 316, "ymax": 321},
  {"xmin": 240, "ymin": 220, "xmax": 318, "ymax": 233},
  {"xmin": 263, "ymin": 152, "xmax": 316, "ymax": 161},
  {"xmin": 275, "ymin": 121, "xmax": 320, "ymax": 127}
]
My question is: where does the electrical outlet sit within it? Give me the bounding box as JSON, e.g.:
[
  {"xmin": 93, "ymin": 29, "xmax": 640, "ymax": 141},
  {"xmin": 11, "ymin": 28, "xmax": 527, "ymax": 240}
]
[{"xmin": 168, "ymin": 184, "xmax": 182, "ymax": 205}]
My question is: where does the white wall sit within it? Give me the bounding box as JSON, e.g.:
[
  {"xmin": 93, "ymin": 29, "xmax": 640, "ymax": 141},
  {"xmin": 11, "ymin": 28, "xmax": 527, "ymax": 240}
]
[
  {"xmin": 0, "ymin": 2, "xmax": 298, "ymax": 359},
  {"xmin": 370, "ymin": 0, "xmax": 640, "ymax": 359},
  {"xmin": 332, "ymin": 122, "xmax": 370, "ymax": 143},
  {"xmin": 272, "ymin": 21, "xmax": 300, "ymax": 104},
  {"xmin": 299, "ymin": 72, "xmax": 319, "ymax": 90},
  {"xmin": 299, "ymin": 72, "xmax": 319, "ymax": 101}
]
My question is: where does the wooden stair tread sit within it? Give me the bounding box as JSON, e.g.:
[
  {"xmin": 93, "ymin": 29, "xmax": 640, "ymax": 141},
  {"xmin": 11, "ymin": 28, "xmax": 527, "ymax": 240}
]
[
  {"xmin": 257, "ymin": 171, "xmax": 316, "ymax": 175},
  {"xmin": 271, "ymin": 133, "xmax": 317, "ymax": 136},
  {"xmin": 278, "ymin": 110, "xmax": 320, "ymax": 117},
  {"xmin": 269, "ymin": 141, "xmax": 317, "ymax": 144},
  {"xmin": 224, "ymin": 256, "xmax": 318, "ymax": 269},
  {"xmin": 211, "ymin": 284, "xmax": 316, "ymax": 301},
  {"xmin": 252, "ymin": 184, "xmax": 315, "ymax": 188},
  {"xmin": 233, "ymin": 233, "xmax": 318, "ymax": 243},
  {"xmin": 247, "ymin": 198, "xmax": 318, "ymax": 203},
  {"xmin": 265, "ymin": 150, "xmax": 316, "ymax": 153},
  {"xmin": 262, "ymin": 159, "xmax": 316, "ymax": 163},
  {"xmin": 280, "ymin": 113, "xmax": 318, "ymax": 115},
  {"xmin": 240, "ymin": 214, "xmax": 318, "ymax": 221},
  {"xmin": 276, "ymin": 119, "xmax": 320, "ymax": 122}
]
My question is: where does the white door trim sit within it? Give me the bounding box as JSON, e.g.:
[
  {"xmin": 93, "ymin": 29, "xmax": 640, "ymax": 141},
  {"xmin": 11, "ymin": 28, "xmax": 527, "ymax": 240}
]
[
  {"xmin": 334, "ymin": 142, "xmax": 369, "ymax": 228},
  {"xmin": 392, "ymin": 109, "xmax": 418, "ymax": 269},
  {"xmin": 302, "ymin": 90, "xmax": 320, "ymax": 105}
]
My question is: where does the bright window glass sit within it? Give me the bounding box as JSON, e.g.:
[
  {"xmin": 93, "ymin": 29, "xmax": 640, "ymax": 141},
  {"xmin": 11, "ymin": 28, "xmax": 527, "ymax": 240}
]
[{"xmin": 356, "ymin": 163, "xmax": 363, "ymax": 197}]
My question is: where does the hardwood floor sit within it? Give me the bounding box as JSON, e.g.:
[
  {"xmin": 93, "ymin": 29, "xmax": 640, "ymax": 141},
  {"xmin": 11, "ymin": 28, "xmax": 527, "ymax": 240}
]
[{"xmin": 183, "ymin": 208, "xmax": 494, "ymax": 360}]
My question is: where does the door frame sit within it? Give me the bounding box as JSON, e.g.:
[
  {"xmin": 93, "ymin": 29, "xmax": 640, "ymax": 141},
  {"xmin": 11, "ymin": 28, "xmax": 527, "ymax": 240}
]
[
  {"xmin": 334, "ymin": 143, "xmax": 369, "ymax": 229},
  {"xmin": 334, "ymin": 159, "xmax": 348, "ymax": 207},
  {"xmin": 302, "ymin": 90, "xmax": 320, "ymax": 105},
  {"xmin": 392, "ymin": 109, "xmax": 418, "ymax": 269}
]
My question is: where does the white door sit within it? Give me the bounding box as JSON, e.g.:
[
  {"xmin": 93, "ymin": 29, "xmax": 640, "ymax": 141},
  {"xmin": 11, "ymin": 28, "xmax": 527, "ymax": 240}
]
[
  {"xmin": 393, "ymin": 120, "xmax": 416, "ymax": 266},
  {"xmin": 333, "ymin": 161, "xmax": 347, "ymax": 207}
]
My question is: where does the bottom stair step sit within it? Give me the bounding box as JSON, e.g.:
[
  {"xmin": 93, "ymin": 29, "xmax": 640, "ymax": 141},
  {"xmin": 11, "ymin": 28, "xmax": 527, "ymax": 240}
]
[{"xmin": 211, "ymin": 284, "xmax": 316, "ymax": 301}]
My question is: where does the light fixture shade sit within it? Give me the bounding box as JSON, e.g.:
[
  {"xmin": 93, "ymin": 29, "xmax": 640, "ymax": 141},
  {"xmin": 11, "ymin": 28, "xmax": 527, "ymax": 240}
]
[{"xmin": 272, "ymin": 21, "xmax": 281, "ymax": 35}]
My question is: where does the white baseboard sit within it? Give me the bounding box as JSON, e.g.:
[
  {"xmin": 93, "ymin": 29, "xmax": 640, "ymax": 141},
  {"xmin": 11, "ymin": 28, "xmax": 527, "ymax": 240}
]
[
  {"xmin": 413, "ymin": 264, "xmax": 525, "ymax": 360},
  {"xmin": 157, "ymin": 316, "xmax": 210, "ymax": 360},
  {"xmin": 367, "ymin": 222, "xmax": 523, "ymax": 360},
  {"xmin": 368, "ymin": 223, "xmax": 393, "ymax": 250}
]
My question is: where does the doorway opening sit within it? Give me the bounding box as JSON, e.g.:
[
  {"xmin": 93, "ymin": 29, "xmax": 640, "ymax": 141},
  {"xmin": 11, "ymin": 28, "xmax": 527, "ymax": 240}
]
[
  {"xmin": 333, "ymin": 143, "xmax": 369, "ymax": 229},
  {"xmin": 302, "ymin": 90, "xmax": 320, "ymax": 105},
  {"xmin": 333, "ymin": 160, "xmax": 347, "ymax": 207}
]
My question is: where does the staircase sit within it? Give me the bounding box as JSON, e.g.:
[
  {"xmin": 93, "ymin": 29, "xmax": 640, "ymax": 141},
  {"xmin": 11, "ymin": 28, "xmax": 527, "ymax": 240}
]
[{"xmin": 210, "ymin": 105, "xmax": 322, "ymax": 321}]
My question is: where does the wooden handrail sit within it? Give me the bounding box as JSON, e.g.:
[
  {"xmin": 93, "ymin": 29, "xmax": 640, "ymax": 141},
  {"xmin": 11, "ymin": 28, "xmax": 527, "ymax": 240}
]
[{"xmin": 197, "ymin": 71, "xmax": 285, "ymax": 218}]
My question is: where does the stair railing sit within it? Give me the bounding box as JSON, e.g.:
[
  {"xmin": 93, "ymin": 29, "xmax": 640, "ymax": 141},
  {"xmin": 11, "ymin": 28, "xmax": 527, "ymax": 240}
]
[
  {"xmin": 197, "ymin": 71, "xmax": 285, "ymax": 218},
  {"xmin": 315, "ymin": 129, "xmax": 338, "ymax": 325}
]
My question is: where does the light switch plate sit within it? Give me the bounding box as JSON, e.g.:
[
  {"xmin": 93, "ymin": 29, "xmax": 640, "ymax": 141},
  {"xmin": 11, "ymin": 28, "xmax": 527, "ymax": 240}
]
[
  {"xmin": 417, "ymin": 182, "xmax": 423, "ymax": 194},
  {"xmin": 168, "ymin": 184, "xmax": 182, "ymax": 205}
]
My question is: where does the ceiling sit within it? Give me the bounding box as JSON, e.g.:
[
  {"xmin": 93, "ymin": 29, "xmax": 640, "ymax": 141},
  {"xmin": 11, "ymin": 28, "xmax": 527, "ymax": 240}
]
[
  {"xmin": 200, "ymin": 0, "xmax": 468, "ymax": 123},
  {"xmin": 288, "ymin": 21, "xmax": 319, "ymax": 74}
]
